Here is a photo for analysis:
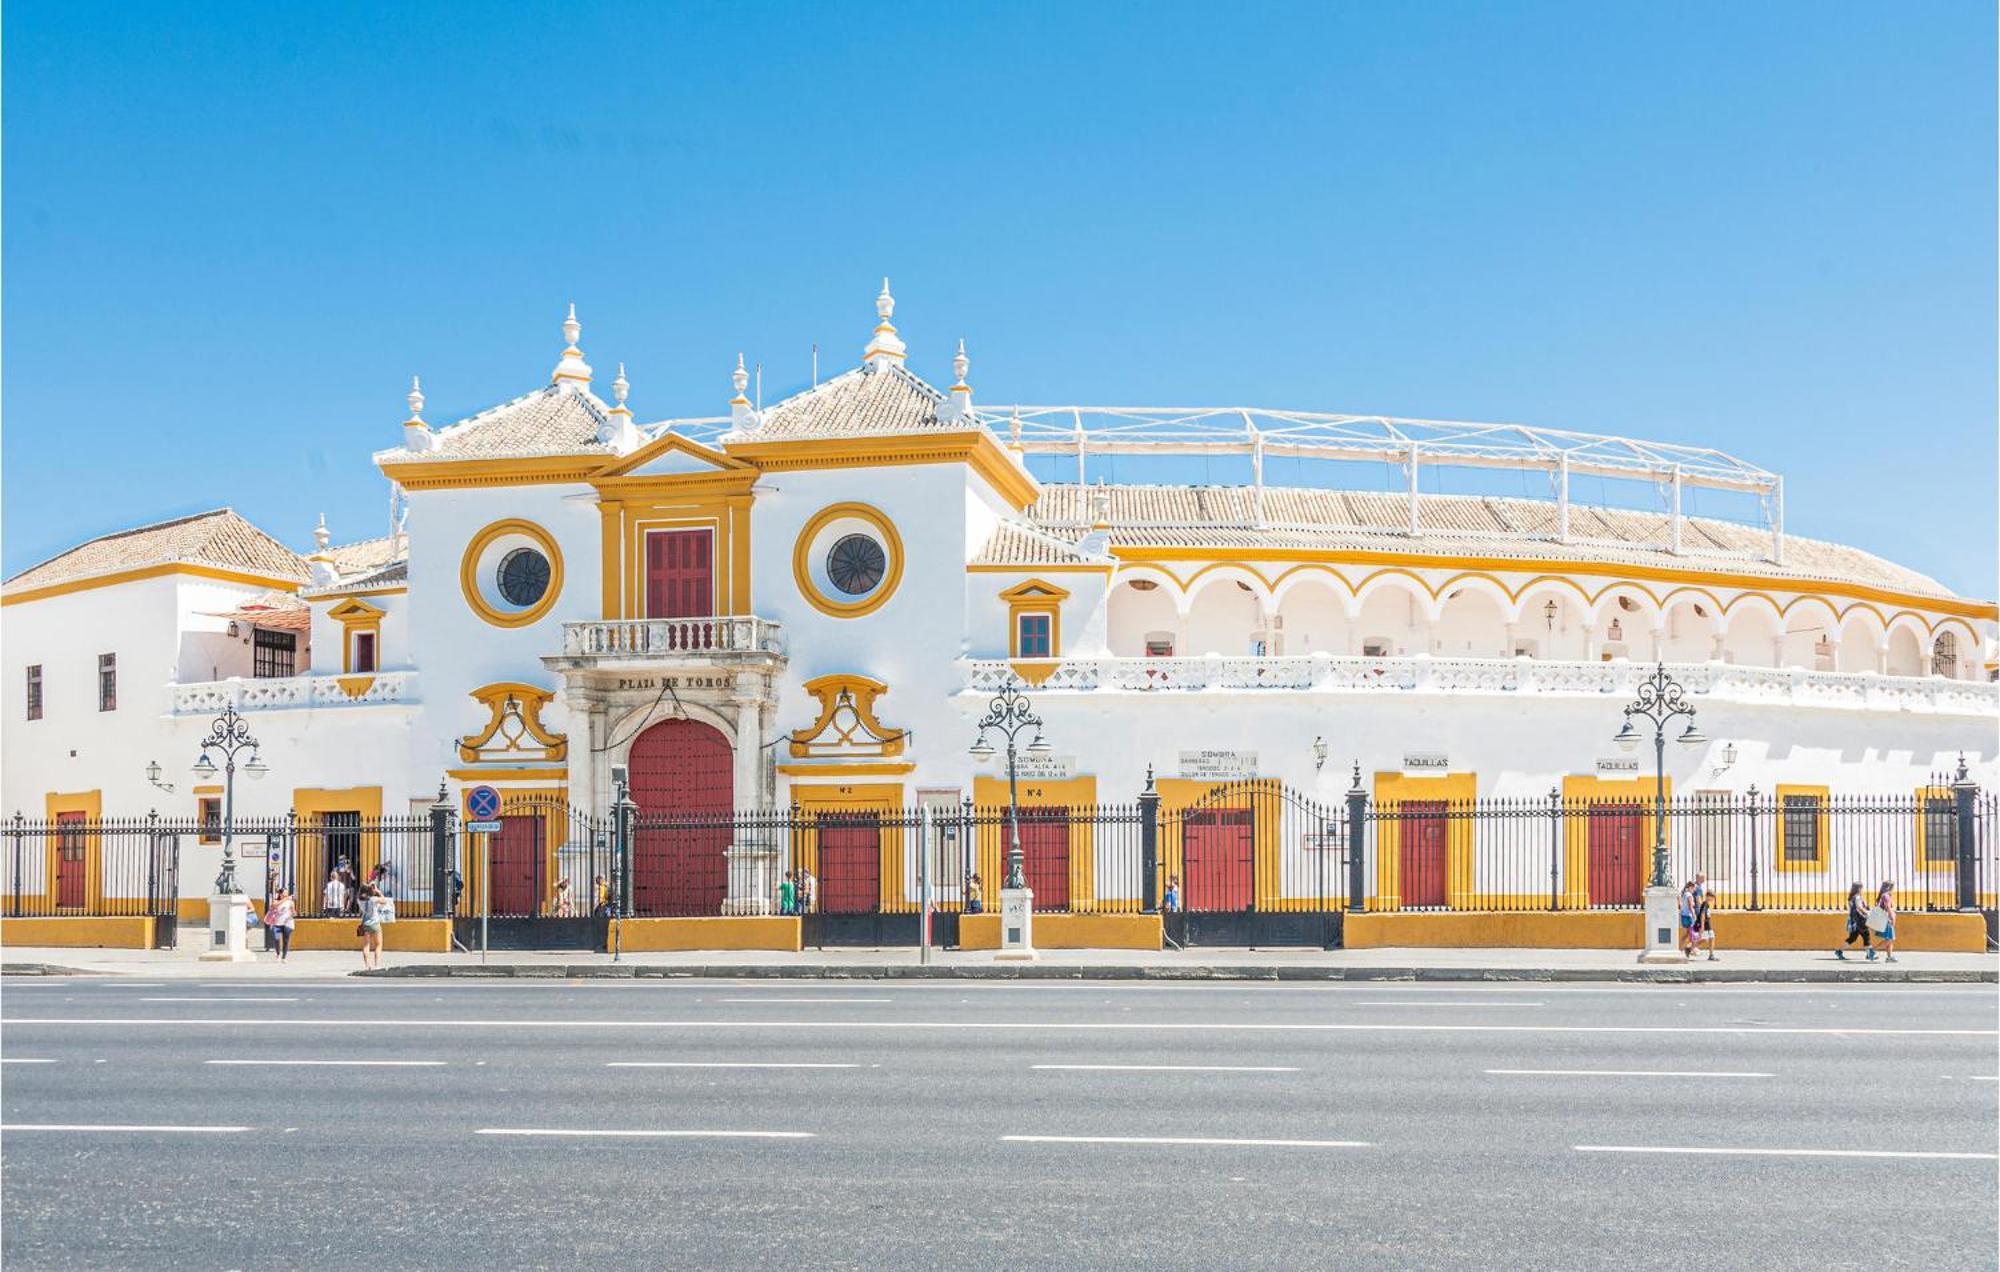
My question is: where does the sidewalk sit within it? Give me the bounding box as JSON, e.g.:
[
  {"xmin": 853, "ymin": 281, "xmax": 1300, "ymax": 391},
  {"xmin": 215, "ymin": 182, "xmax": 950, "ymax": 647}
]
[{"xmin": 4, "ymin": 944, "xmax": 1993, "ymax": 982}]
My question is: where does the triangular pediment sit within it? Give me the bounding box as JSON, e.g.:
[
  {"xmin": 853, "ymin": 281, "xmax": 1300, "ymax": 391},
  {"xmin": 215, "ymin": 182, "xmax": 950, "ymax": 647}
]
[
  {"xmin": 324, "ymin": 597, "xmax": 388, "ymax": 623},
  {"xmin": 998, "ymin": 578, "xmax": 1072, "ymax": 604},
  {"xmin": 595, "ymin": 431, "xmax": 756, "ymax": 479}
]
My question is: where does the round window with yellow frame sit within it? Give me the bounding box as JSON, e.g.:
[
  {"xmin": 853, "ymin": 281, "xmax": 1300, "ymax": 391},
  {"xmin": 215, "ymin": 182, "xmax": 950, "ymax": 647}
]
[
  {"xmin": 460, "ymin": 518, "xmax": 565, "ymax": 627},
  {"xmin": 792, "ymin": 502, "xmax": 904, "ymax": 618}
]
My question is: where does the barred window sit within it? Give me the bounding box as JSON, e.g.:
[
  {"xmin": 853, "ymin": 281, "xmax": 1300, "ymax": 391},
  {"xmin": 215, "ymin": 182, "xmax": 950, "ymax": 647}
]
[
  {"xmin": 252, "ymin": 628, "xmax": 297, "ymax": 679},
  {"xmin": 198, "ymin": 796, "xmax": 223, "ymax": 845},
  {"xmin": 25, "ymin": 665, "xmax": 42, "ymax": 720},
  {"xmin": 1781, "ymin": 793, "xmax": 1821, "ymax": 863},
  {"xmin": 1692, "ymin": 791, "xmax": 1732, "ymax": 878},
  {"xmin": 98, "ymin": 653, "xmax": 116, "ymax": 712},
  {"xmin": 1923, "ymin": 797, "xmax": 1957, "ymax": 864}
]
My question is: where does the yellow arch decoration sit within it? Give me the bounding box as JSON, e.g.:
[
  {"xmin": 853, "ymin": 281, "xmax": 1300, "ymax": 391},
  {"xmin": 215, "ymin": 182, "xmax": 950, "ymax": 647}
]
[{"xmin": 457, "ymin": 682, "xmax": 568, "ymax": 764}]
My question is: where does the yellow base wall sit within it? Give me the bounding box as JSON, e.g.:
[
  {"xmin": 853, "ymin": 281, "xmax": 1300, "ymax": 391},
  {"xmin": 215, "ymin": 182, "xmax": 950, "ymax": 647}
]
[
  {"xmin": 959, "ymin": 912, "xmax": 1163, "ymax": 951},
  {"xmin": 0, "ymin": 916, "xmax": 155, "ymax": 948},
  {"xmin": 1346, "ymin": 911, "xmax": 1642, "ymax": 949},
  {"xmin": 286, "ymin": 919, "xmax": 452, "ymax": 953},
  {"xmin": 1714, "ymin": 910, "xmax": 1985, "ymax": 953},
  {"xmin": 610, "ymin": 917, "xmax": 802, "ymax": 953}
]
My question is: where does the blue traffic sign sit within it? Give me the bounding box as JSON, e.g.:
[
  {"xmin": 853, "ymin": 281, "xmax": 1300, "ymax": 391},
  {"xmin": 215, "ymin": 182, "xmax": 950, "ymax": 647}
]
[{"xmin": 466, "ymin": 785, "xmax": 502, "ymax": 821}]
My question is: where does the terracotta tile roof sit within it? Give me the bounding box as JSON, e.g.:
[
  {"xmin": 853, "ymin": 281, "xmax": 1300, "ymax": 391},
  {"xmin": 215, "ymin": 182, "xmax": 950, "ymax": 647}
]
[
  {"xmin": 971, "ymin": 523, "xmax": 1113, "ymax": 568},
  {"xmin": 1024, "ymin": 484, "xmax": 1956, "ymax": 598},
  {"xmin": 745, "ymin": 364, "xmax": 948, "ymax": 440},
  {"xmin": 326, "ymin": 535, "xmax": 405, "ymax": 576},
  {"xmin": 5, "ymin": 509, "xmax": 309, "ymax": 595},
  {"xmin": 206, "ymin": 592, "xmax": 312, "ymax": 632},
  {"xmin": 303, "ymin": 559, "xmax": 408, "ymax": 598},
  {"xmin": 385, "ymin": 383, "xmax": 615, "ymax": 462}
]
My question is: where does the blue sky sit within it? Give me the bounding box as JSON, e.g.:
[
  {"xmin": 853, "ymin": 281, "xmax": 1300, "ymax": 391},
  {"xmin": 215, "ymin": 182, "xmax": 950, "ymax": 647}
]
[{"xmin": 5, "ymin": 2, "xmax": 1994, "ymax": 594}]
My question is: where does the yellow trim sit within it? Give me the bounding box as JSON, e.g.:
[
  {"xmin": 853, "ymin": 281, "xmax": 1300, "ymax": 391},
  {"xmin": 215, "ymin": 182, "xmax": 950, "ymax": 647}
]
[
  {"xmin": 458, "ymin": 787, "xmax": 571, "ymax": 917},
  {"xmin": 790, "ymin": 782, "xmax": 906, "ymax": 912},
  {"xmin": 325, "ymin": 597, "xmax": 386, "ymax": 674},
  {"xmin": 3, "ymin": 563, "xmax": 308, "ymax": 608},
  {"xmin": 43, "ymin": 790, "xmax": 104, "ymax": 912},
  {"xmin": 445, "ymin": 766, "xmax": 570, "ymax": 782},
  {"xmin": 1152, "ymin": 777, "xmax": 1302, "ymax": 912},
  {"xmin": 594, "ymin": 431, "xmax": 758, "ymax": 478},
  {"xmin": 458, "ymin": 518, "xmax": 565, "ymax": 629},
  {"xmin": 456, "ymin": 681, "xmax": 568, "ymax": 764},
  {"xmin": 0, "ymin": 916, "xmax": 156, "ymax": 948},
  {"xmin": 788, "ymin": 674, "xmax": 907, "ymax": 759},
  {"xmin": 1110, "ymin": 546, "xmax": 1996, "ymax": 623},
  {"xmin": 291, "ymin": 786, "xmax": 386, "ymax": 907},
  {"xmin": 195, "ymin": 793, "xmax": 223, "ymax": 844},
  {"xmin": 302, "ymin": 584, "xmax": 408, "ymax": 601},
  {"xmin": 334, "ymin": 675, "xmax": 377, "ymax": 698},
  {"xmin": 1561, "ymin": 774, "xmax": 1670, "ymax": 910},
  {"xmin": 972, "ymin": 774, "xmax": 1100, "ymax": 912},
  {"xmin": 1773, "ymin": 784, "xmax": 1831, "ymax": 873},
  {"xmin": 967, "ymin": 562, "xmax": 1116, "ymax": 574},
  {"xmin": 378, "ymin": 455, "xmax": 606, "ymax": 491},
  {"xmin": 791, "ymin": 502, "xmax": 906, "ymax": 618},
  {"xmin": 1912, "ymin": 785, "xmax": 1957, "ymax": 880},
  {"xmin": 959, "ymin": 912, "xmax": 1161, "ymax": 950},
  {"xmin": 777, "ymin": 761, "xmax": 917, "ymax": 777},
  {"xmin": 1001, "ymin": 578, "xmax": 1069, "ymax": 660},
  {"xmin": 728, "ymin": 431, "xmax": 1039, "ymax": 513},
  {"xmin": 611, "ymin": 916, "xmax": 802, "ymax": 952},
  {"xmin": 1372, "ymin": 772, "xmax": 1478, "ymax": 911}
]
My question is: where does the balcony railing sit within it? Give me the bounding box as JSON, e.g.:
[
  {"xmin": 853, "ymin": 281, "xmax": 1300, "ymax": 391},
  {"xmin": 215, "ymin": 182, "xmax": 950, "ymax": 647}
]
[
  {"xmin": 168, "ymin": 671, "xmax": 419, "ymax": 715},
  {"xmin": 962, "ymin": 655, "xmax": 2000, "ymax": 715},
  {"xmin": 558, "ymin": 616, "xmax": 786, "ymax": 660}
]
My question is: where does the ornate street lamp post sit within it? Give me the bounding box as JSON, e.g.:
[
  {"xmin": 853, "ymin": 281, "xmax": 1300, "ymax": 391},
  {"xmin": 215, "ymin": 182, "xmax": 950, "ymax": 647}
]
[
  {"xmin": 970, "ymin": 682, "xmax": 1049, "ymax": 957},
  {"xmin": 1613, "ymin": 663, "xmax": 1706, "ymax": 888},
  {"xmin": 192, "ymin": 704, "xmax": 268, "ymax": 895}
]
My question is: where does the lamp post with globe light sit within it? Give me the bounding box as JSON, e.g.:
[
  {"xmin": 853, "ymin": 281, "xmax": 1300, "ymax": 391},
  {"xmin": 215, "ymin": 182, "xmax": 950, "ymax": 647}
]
[
  {"xmin": 190, "ymin": 704, "xmax": 267, "ymax": 961},
  {"xmin": 1615, "ymin": 663, "xmax": 1706, "ymax": 962},
  {"xmin": 970, "ymin": 682, "xmax": 1050, "ymax": 957}
]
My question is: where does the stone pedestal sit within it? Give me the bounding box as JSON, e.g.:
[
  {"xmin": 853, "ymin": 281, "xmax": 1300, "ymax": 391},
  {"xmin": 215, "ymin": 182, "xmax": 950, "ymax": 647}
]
[
  {"xmin": 994, "ymin": 886, "xmax": 1037, "ymax": 961},
  {"xmin": 198, "ymin": 893, "xmax": 254, "ymax": 962},
  {"xmin": 722, "ymin": 843, "xmax": 778, "ymax": 916},
  {"xmin": 1636, "ymin": 884, "xmax": 1684, "ymax": 963}
]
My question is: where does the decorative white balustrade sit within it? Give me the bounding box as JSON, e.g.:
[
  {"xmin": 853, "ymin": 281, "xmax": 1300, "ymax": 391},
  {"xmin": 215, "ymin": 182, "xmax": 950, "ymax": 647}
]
[
  {"xmin": 961, "ymin": 655, "xmax": 2000, "ymax": 715},
  {"xmin": 168, "ymin": 671, "xmax": 420, "ymax": 715},
  {"xmin": 558, "ymin": 616, "xmax": 786, "ymax": 659}
]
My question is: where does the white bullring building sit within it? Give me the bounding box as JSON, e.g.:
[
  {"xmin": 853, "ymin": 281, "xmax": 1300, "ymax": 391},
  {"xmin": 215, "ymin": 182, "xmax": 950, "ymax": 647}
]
[{"xmin": 5, "ymin": 285, "xmax": 1995, "ymax": 921}]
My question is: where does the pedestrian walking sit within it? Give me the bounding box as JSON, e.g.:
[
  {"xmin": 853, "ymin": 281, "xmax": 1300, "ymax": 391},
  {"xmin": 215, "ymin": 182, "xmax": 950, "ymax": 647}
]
[
  {"xmin": 592, "ymin": 874, "xmax": 611, "ymax": 916},
  {"xmin": 797, "ymin": 867, "xmax": 817, "ymax": 914},
  {"xmin": 265, "ymin": 887, "xmax": 296, "ymax": 961},
  {"xmin": 966, "ymin": 872, "xmax": 984, "ymax": 914},
  {"xmin": 1872, "ymin": 880, "xmax": 1898, "ymax": 963},
  {"xmin": 357, "ymin": 883, "xmax": 386, "ymax": 970},
  {"xmin": 778, "ymin": 871, "xmax": 797, "ymax": 916},
  {"xmin": 1164, "ymin": 874, "xmax": 1182, "ymax": 912},
  {"xmin": 1691, "ymin": 886, "xmax": 1718, "ymax": 961},
  {"xmin": 1677, "ymin": 880, "xmax": 1696, "ymax": 958},
  {"xmin": 1835, "ymin": 882, "xmax": 1872, "ymax": 960},
  {"xmin": 551, "ymin": 877, "xmax": 575, "ymax": 917},
  {"xmin": 323, "ymin": 869, "xmax": 349, "ymax": 917}
]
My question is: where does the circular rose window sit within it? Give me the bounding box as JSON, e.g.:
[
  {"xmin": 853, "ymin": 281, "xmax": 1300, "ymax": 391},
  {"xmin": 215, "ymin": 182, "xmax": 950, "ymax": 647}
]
[
  {"xmin": 826, "ymin": 533, "xmax": 887, "ymax": 596},
  {"xmin": 496, "ymin": 547, "xmax": 552, "ymax": 608}
]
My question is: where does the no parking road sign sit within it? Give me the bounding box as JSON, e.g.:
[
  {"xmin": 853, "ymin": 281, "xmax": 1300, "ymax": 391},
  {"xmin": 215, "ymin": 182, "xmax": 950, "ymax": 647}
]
[{"xmin": 466, "ymin": 784, "xmax": 502, "ymax": 821}]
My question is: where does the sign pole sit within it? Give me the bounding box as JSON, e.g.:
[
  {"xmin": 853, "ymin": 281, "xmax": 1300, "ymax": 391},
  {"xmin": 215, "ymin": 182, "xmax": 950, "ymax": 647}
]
[
  {"xmin": 918, "ymin": 804, "xmax": 932, "ymax": 966},
  {"xmin": 481, "ymin": 829, "xmax": 490, "ymax": 965}
]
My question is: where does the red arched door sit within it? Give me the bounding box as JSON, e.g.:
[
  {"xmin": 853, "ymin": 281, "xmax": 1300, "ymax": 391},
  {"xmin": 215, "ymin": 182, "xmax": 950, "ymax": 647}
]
[{"xmin": 628, "ymin": 718, "xmax": 733, "ymax": 916}]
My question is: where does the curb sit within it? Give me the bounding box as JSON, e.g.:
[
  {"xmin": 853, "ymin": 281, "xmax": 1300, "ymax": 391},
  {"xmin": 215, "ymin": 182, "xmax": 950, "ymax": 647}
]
[
  {"xmin": 353, "ymin": 963, "xmax": 1998, "ymax": 984},
  {"xmin": 0, "ymin": 963, "xmax": 99, "ymax": 976}
]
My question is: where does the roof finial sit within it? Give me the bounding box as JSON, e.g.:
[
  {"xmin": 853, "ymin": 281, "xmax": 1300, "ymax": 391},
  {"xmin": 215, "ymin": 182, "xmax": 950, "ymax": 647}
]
[
  {"xmin": 552, "ymin": 302, "xmax": 593, "ymax": 386},
  {"xmin": 406, "ymin": 375, "xmax": 425, "ymax": 423},
  {"xmin": 612, "ymin": 362, "xmax": 629, "ymax": 409},
  {"xmin": 729, "ymin": 353, "xmax": 759, "ymax": 431},
  {"xmin": 1090, "ymin": 477, "xmax": 1111, "ymax": 529},
  {"xmin": 952, "ymin": 338, "xmax": 969, "ymax": 389},
  {"xmin": 939, "ymin": 337, "xmax": 974, "ymax": 422},
  {"xmin": 730, "ymin": 353, "xmax": 751, "ymax": 406},
  {"xmin": 862, "ymin": 277, "xmax": 906, "ymax": 369},
  {"xmin": 313, "ymin": 514, "xmax": 330, "ymax": 553}
]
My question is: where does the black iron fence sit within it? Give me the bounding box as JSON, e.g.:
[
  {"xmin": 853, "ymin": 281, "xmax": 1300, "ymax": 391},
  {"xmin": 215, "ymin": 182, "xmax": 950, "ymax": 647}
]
[{"xmin": 2, "ymin": 813, "xmax": 182, "ymax": 923}]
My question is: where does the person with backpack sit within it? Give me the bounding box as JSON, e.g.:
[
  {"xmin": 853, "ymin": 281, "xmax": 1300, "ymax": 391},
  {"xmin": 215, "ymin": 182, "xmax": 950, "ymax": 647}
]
[
  {"xmin": 1873, "ymin": 880, "xmax": 1898, "ymax": 963},
  {"xmin": 1835, "ymin": 882, "xmax": 1873, "ymax": 960}
]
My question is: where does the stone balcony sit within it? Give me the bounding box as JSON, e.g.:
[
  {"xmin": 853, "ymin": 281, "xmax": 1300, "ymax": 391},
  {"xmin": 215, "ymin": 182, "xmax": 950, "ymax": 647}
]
[
  {"xmin": 544, "ymin": 617, "xmax": 788, "ymax": 688},
  {"xmin": 168, "ymin": 670, "xmax": 420, "ymax": 715},
  {"xmin": 961, "ymin": 654, "xmax": 2000, "ymax": 716}
]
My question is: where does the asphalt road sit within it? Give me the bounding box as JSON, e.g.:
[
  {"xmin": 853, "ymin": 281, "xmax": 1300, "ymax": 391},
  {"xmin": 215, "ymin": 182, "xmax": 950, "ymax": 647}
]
[{"xmin": 2, "ymin": 978, "xmax": 1994, "ymax": 1271}]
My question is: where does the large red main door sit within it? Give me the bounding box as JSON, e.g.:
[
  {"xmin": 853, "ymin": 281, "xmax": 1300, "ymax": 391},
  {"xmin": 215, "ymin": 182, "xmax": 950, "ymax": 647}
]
[
  {"xmin": 629, "ymin": 718, "xmax": 733, "ymax": 916},
  {"xmin": 1398, "ymin": 801, "xmax": 1448, "ymax": 909},
  {"xmin": 1587, "ymin": 803, "xmax": 1645, "ymax": 907},
  {"xmin": 645, "ymin": 530, "xmax": 714, "ymax": 620},
  {"xmin": 490, "ymin": 813, "xmax": 544, "ymax": 916},
  {"xmin": 816, "ymin": 816, "xmax": 882, "ymax": 915}
]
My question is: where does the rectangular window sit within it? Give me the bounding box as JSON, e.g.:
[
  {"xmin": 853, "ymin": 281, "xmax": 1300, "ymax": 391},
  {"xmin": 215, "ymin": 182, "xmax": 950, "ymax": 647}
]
[
  {"xmin": 252, "ymin": 628, "xmax": 297, "ymax": 679},
  {"xmin": 25, "ymin": 665, "xmax": 42, "ymax": 720},
  {"xmin": 1923, "ymin": 796, "xmax": 1956, "ymax": 864},
  {"xmin": 351, "ymin": 631, "xmax": 378, "ymax": 674},
  {"xmin": 1017, "ymin": 613, "xmax": 1052, "ymax": 659},
  {"xmin": 1144, "ymin": 637, "xmax": 1174, "ymax": 658},
  {"xmin": 98, "ymin": 653, "xmax": 116, "ymax": 712},
  {"xmin": 198, "ymin": 797, "xmax": 223, "ymax": 845},
  {"xmin": 1781, "ymin": 793, "xmax": 1822, "ymax": 864},
  {"xmin": 1692, "ymin": 790, "xmax": 1732, "ymax": 879}
]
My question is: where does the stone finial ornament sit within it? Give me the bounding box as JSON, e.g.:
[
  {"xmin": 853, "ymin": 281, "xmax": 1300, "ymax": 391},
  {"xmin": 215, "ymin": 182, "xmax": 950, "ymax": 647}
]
[{"xmin": 862, "ymin": 277, "xmax": 907, "ymax": 368}]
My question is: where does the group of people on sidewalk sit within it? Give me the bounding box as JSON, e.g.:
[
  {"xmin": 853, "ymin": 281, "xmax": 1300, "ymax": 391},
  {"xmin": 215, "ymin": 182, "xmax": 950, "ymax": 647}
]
[
  {"xmin": 1837, "ymin": 881, "xmax": 1899, "ymax": 962},
  {"xmin": 255, "ymin": 878, "xmax": 392, "ymax": 969},
  {"xmin": 1677, "ymin": 876, "xmax": 1720, "ymax": 961},
  {"xmin": 777, "ymin": 869, "xmax": 817, "ymax": 915}
]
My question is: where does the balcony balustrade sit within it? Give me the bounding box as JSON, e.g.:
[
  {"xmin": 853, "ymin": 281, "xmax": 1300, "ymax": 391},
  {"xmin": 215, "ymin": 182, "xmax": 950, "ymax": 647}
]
[
  {"xmin": 555, "ymin": 616, "xmax": 786, "ymax": 661},
  {"xmin": 961, "ymin": 654, "xmax": 1999, "ymax": 715},
  {"xmin": 168, "ymin": 670, "xmax": 419, "ymax": 715}
]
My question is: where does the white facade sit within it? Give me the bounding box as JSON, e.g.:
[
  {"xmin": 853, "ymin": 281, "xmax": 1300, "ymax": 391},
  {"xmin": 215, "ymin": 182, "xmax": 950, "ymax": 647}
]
[{"xmin": 4, "ymin": 289, "xmax": 1995, "ymax": 911}]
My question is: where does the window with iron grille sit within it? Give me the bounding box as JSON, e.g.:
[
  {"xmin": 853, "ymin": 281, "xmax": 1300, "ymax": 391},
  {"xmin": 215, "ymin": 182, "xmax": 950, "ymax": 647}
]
[
  {"xmin": 98, "ymin": 653, "xmax": 117, "ymax": 712},
  {"xmin": 1781, "ymin": 793, "xmax": 1821, "ymax": 863},
  {"xmin": 1923, "ymin": 797, "xmax": 1956, "ymax": 864},
  {"xmin": 198, "ymin": 797, "xmax": 223, "ymax": 844},
  {"xmin": 252, "ymin": 628, "xmax": 297, "ymax": 679},
  {"xmin": 25, "ymin": 665, "xmax": 42, "ymax": 720}
]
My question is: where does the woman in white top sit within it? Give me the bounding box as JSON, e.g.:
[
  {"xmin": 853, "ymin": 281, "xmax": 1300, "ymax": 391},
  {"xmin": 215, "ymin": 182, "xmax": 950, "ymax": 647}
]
[{"xmin": 264, "ymin": 888, "xmax": 296, "ymax": 962}]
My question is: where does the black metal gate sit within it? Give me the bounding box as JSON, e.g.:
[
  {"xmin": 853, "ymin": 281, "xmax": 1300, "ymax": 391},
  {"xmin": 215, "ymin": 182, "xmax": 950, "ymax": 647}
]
[{"xmin": 1160, "ymin": 780, "xmax": 1343, "ymax": 948}]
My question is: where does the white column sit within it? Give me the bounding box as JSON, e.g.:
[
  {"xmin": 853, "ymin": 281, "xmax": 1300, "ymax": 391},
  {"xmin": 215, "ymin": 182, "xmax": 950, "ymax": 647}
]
[{"xmin": 723, "ymin": 673, "xmax": 775, "ymax": 915}]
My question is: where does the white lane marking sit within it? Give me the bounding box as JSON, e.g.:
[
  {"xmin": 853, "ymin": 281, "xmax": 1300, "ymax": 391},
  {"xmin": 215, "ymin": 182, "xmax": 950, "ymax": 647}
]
[
  {"xmin": 0, "ymin": 1058, "xmax": 56, "ymax": 1064},
  {"xmin": 1006, "ymin": 1135, "xmax": 1371, "ymax": 1149},
  {"xmin": 2, "ymin": 1124, "xmax": 251, "ymax": 1134},
  {"xmin": 476, "ymin": 1128, "xmax": 812, "ymax": 1139},
  {"xmin": 204, "ymin": 1059, "xmax": 447, "ymax": 1067},
  {"xmin": 1966, "ymin": 1075, "xmax": 1998, "ymax": 1081},
  {"xmin": 1351, "ymin": 1001, "xmax": 1544, "ymax": 1007},
  {"xmin": 1033, "ymin": 1064, "xmax": 1299, "ymax": 1073},
  {"xmin": 1576, "ymin": 1145, "xmax": 1997, "ymax": 1161},
  {"xmin": 10, "ymin": 1018, "xmax": 1988, "ymax": 1037},
  {"xmin": 719, "ymin": 997, "xmax": 892, "ymax": 1004},
  {"xmin": 605, "ymin": 1062, "xmax": 861, "ymax": 1069},
  {"xmin": 141, "ymin": 997, "xmax": 300, "ymax": 1003},
  {"xmin": 1488, "ymin": 1069, "xmax": 1773, "ymax": 1078}
]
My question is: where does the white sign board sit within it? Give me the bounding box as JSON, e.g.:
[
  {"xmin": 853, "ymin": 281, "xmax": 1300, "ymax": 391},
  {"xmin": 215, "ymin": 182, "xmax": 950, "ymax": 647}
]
[
  {"xmin": 1402, "ymin": 752, "xmax": 1451, "ymax": 772},
  {"xmin": 1013, "ymin": 754, "xmax": 1076, "ymax": 780},
  {"xmin": 1179, "ymin": 750, "xmax": 1258, "ymax": 780},
  {"xmin": 1595, "ymin": 757, "xmax": 1642, "ymax": 774}
]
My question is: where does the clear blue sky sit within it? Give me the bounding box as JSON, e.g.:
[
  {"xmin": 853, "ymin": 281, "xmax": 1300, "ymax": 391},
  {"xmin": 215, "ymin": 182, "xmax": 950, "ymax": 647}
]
[{"xmin": 5, "ymin": 1, "xmax": 1994, "ymax": 594}]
